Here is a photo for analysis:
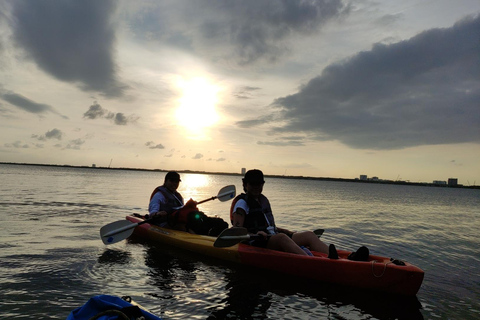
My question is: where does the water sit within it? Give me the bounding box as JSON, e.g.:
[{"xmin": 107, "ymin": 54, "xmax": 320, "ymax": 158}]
[{"xmin": 0, "ymin": 164, "xmax": 479, "ymax": 319}]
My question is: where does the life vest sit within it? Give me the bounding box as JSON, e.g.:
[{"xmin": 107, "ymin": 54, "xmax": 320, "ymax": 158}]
[
  {"xmin": 150, "ymin": 186, "xmax": 184, "ymax": 214},
  {"xmin": 230, "ymin": 193, "xmax": 275, "ymax": 234}
]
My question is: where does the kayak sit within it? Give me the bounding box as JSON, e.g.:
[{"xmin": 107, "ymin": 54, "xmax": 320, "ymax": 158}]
[
  {"xmin": 126, "ymin": 215, "xmax": 424, "ymax": 296},
  {"xmin": 67, "ymin": 294, "xmax": 161, "ymax": 320}
]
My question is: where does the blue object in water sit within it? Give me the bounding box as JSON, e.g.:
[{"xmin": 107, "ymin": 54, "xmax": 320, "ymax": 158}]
[{"xmin": 67, "ymin": 295, "xmax": 161, "ymax": 320}]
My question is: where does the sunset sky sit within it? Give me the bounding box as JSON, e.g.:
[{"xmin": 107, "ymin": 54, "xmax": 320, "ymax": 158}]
[{"xmin": 1, "ymin": 0, "xmax": 479, "ymax": 185}]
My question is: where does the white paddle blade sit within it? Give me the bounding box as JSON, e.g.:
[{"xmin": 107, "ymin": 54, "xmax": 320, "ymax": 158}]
[
  {"xmin": 217, "ymin": 185, "xmax": 236, "ymax": 202},
  {"xmin": 100, "ymin": 220, "xmax": 137, "ymax": 245}
]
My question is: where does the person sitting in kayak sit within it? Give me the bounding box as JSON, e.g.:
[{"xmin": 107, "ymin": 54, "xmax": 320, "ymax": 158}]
[
  {"xmin": 231, "ymin": 169, "xmax": 333, "ymax": 256},
  {"xmin": 148, "ymin": 171, "xmax": 185, "ymax": 229},
  {"xmin": 148, "ymin": 171, "xmax": 228, "ymax": 235}
]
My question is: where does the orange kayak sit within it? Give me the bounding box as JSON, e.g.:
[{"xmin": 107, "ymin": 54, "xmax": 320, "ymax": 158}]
[{"xmin": 126, "ymin": 215, "xmax": 424, "ymax": 296}]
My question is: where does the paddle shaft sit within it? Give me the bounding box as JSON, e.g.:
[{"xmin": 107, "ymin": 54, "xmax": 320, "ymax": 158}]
[{"xmin": 102, "ymin": 218, "xmax": 150, "ymax": 237}]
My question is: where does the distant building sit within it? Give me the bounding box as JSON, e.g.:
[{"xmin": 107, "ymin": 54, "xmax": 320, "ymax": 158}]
[
  {"xmin": 448, "ymin": 178, "xmax": 458, "ymax": 187},
  {"xmin": 92, "ymin": 164, "xmax": 96, "ymax": 168},
  {"xmin": 433, "ymin": 180, "xmax": 447, "ymax": 185},
  {"xmin": 360, "ymin": 175, "xmax": 368, "ymax": 181},
  {"xmin": 241, "ymin": 168, "xmax": 246, "ymax": 175}
]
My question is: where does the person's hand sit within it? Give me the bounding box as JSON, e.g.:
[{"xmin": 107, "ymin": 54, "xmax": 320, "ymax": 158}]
[
  {"xmin": 151, "ymin": 211, "xmax": 168, "ymax": 218},
  {"xmin": 256, "ymin": 231, "xmax": 268, "ymax": 239}
]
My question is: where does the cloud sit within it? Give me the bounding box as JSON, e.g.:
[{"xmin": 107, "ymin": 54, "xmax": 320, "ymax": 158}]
[
  {"xmin": 236, "ymin": 114, "xmax": 274, "ymax": 128},
  {"xmin": 127, "ymin": 0, "xmax": 347, "ymax": 66},
  {"xmin": 257, "ymin": 139, "xmax": 305, "ymax": 147},
  {"xmin": 234, "ymin": 86, "xmax": 261, "ymax": 99},
  {"xmin": 0, "ymin": 91, "xmax": 68, "ymax": 119},
  {"xmin": 32, "ymin": 128, "xmax": 63, "ymax": 141},
  {"xmin": 10, "ymin": 0, "xmax": 126, "ymax": 97},
  {"xmin": 65, "ymin": 138, "xmax": 85, "ymax": 150},
  {"xmin": 192, "ymin": 153, "xmax": 204, "ymax": 160},
  {"xmin": 266, "ymin": 14, "xmax": 480, "ymax": 150},
  {"xmin": 4, "ymin": 140, "xmax": 29, "ymax": 148},
  {"xmin": 145, "ymin": 141, "xmax": 165, "ymax": 149},
  {"xmin": 83, "ymin": 102, "xmax": 138, "ymax": 125}
]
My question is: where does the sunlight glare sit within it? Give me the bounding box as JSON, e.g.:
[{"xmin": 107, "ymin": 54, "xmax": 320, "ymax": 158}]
[{"xmin": 175, "ymin": 77, "xmax": 220, "ymax": 136}]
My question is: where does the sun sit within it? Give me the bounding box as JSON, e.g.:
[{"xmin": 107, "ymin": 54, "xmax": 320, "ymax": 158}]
[{"xmin": 175, "ymin": 77, "xmax": 220, "ymax": 137}]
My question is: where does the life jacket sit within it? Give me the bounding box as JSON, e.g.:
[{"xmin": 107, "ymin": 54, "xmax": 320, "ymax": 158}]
[
  {"xmin": 150, "ymin": 186, "xmax": 184, "ymax": 214},
  {"xmin": 230, "ymin": 193, "xmax": 275, "ymax": 234}
]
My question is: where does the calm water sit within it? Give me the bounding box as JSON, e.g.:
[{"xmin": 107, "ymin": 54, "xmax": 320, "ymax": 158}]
[{"xmin": 1, "ymin": 164, "xmax": 479, "ymax": 319}]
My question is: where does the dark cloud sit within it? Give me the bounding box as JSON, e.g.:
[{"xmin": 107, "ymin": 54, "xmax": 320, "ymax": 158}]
[
  {"xmin": 10, "ymin": 0, "xmax": 126, "ymax": 97},
  {"xmin": 192, "ymin": 153, "xmax": 204, "ymax": 160},
  {"xmin": 129, "ymin": 0, "xmax": 347, "ymax": 66},
  {"xmin": 83, "ymin": 102, "xmax": 107, "ymax": 119},
  {"xmin": 0, "ymin": 91, "xmax": 68, "ymax": 119},
  {"xmin": 145, "ymin": 141, "xmax": 165, "ymax": 149},
  {"xmin": 32, "ymin": 128, "xmax": 63, "ymax": 141},
  {"xmin": 83, "ymin": 102, "xmax": 138, "ymax": 125},
  {"xmin": 265, "ymin": 14, "xmax": 480, "ymax": 150},
  {"xmin": 236, "ymin": 114, "xmax": 274, "ymax": 128}
]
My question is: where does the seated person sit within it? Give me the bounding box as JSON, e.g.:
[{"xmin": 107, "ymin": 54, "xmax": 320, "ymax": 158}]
[{"xmin": 149, "ymin": 171, "xmax": 227, "ymax": 236}]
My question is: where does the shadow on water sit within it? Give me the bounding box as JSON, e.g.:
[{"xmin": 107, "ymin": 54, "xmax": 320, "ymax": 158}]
[
  {"xmin": 127, "ymin": 236, "xmax": 424, "ymax": 320},
  {"xmin": 203, "ymin": 267, "xmax": 423, "ymax": 320},
  {"xmin": 97, "ymin": 248, "xmax": 132, "ymax": 265}
]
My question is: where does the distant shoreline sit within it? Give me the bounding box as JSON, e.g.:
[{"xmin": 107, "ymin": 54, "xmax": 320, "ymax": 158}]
[{"xmin": 1, "ymin": 161, "xmax": 478, "ymax": 190}]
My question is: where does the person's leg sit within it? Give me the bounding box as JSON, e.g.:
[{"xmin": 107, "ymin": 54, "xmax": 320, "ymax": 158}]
[
  {"xmin": 292, "ymin": 231, "xmax": 329, "ymax": 254},
  {"xmin": 267, "ymin": 233, "xmax": 307, "ymax": 255}
]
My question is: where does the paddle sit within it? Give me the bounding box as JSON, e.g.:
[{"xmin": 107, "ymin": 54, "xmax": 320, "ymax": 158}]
[
  {"xmin": 214, "ymin": 227, "xmax": 325, "ymax": 248},
  {"xmin": 213, "ymin": 227, "xmax": 263, "ymax": 248},
  {"xmin": 100, "ymin": 185, "xmax": 236, "ymax": 245}
]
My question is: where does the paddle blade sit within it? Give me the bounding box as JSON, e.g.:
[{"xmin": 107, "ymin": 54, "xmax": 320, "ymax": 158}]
[
  {"xmin": 214, "ymin": 227, "xmax": 250, "ymax": 248},
  {"xmin": 216, "ymin": 185, "xmax": 236, "ymax": 202},
  {"xmin": 100, "ymin": 220, "xmax": 136, "ymax": 245}
]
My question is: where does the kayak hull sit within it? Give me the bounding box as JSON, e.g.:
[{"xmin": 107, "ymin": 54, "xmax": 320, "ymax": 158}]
[{"xmin": 126, "ymin": 215, "xmax": 424, "ymax": 296}]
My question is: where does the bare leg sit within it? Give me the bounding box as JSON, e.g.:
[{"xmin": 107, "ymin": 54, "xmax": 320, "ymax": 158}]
[
  {"xmin": 267, "ymin": 233, "xmax": 307, "ymax": 255},
  {"xmin": 292, "ymin": 231, "xmax": 329, "ymax": 254}
]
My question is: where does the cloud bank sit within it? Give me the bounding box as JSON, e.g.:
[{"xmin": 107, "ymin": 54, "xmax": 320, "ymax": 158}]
[{"xmin": 265, "ymin": 15, "xmax": 480, "ymax": 150}]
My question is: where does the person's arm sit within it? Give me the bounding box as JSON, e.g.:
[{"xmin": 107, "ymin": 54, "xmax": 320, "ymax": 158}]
[
  {"xmin": 232, "ymin": 207, "xmax": 246, "ymax": 228},
  {"xmin": 232, "ymin": 207, "xmax": 268, "ymax": 238},
  {"xmin": 148, "ymin": 192, "xmax": 168, "ymax": 218}
]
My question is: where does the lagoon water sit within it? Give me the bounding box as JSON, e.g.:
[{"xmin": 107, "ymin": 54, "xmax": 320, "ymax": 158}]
[{"xmin": 1, "ymin": 163, "xmax": 479, "ymax": 319}]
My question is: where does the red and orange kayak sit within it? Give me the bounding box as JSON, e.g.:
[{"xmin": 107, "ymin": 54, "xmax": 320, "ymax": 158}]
[{"xmin": 126, "ymin": 215, "xmax": 424, "ymax": 296}]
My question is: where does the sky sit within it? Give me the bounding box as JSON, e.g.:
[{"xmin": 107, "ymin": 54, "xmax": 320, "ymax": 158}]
[{"xmin": 0, "ymin": 0, "xmax": 479, "ymax": 185}]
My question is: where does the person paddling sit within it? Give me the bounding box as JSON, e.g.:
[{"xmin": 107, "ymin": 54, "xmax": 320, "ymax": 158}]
[{"xmin": 231, "ymin": 169, "xmax": 334, "ymax": 256}]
